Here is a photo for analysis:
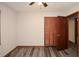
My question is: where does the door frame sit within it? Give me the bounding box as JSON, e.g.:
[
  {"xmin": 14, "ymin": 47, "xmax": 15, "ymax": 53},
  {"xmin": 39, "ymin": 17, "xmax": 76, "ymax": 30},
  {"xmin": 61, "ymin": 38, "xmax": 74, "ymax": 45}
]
[
  {"xmin": 75, "ymin": 18, "xmax": 78, "ymax": 45},
  {"xmin": 66, "ymin": 12, "xmax": 79, "ymax": 56}
]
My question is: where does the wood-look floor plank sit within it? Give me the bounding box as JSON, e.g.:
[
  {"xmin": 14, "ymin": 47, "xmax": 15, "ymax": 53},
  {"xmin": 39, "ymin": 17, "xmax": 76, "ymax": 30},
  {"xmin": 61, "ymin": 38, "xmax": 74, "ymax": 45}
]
[
  {"xmin": 51, "ymin": 47, "xmax": 60, "ymax": 57},
  {"xmin": 15, "ymin": 47, "xmax": 25, "ymax": 57},
  {"xmin": 24, "ymin": 47, "xmax": 33, "ymax": 57},
  {"xmin": 32, "ymin": 47, "xmax": 39, "ymax": 57},
  {"xmin": 5, "ymin": 45, "xmax": 77, "ymax": 57},
  {"xmin": 44, "ymin": 47, "xmax": 51, "ymax": 57},
  {"xmin": 8, "ymin": 47, "xmax": 20, "ymax": 57},
  {"xmin": 49, "ymin": 47, "xmax": 56, "ymax": 57},
  {"xmin": 30, "ymin": 47, "xmax": 35, "ymax": 57},
  {"xmin": 38, "ymin": 47, "xmax": 45, "ymax": 57},
  {"xmin": 58, "ymin": 51, "xmax": 67, "ymax": 57}
]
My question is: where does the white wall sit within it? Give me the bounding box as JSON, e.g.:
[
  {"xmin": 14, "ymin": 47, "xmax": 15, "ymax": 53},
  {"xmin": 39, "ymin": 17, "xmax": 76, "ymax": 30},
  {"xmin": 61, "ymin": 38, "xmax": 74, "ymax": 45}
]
[
  {"xmin": 68, "ymin": 19, "xmax": 75, "ymax": 43},
  {"xmin": 0, "ymin": 4, "xmax": 17, "ymax": 57},
  {"xmin": 17, "ymin": 11, "xmax": 62, "ymax": 46}
]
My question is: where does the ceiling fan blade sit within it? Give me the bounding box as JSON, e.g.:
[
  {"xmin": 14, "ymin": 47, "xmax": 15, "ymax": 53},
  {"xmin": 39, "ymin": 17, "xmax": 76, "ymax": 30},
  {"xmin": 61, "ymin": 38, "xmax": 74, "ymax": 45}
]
[
  {"xmin": 42, "ymin": 2, "xmax": 48, "ymax": 7},
  {"xmin": 29, "ymin": 2, "xmax": 35, "ymax": 5}
]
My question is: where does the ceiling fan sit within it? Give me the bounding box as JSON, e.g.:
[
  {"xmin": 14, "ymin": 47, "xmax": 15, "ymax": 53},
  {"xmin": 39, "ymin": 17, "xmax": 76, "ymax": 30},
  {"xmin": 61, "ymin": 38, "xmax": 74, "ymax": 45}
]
[{"xmin": 29, "ymin": 2, "xmax": 48, "ymax": 7}]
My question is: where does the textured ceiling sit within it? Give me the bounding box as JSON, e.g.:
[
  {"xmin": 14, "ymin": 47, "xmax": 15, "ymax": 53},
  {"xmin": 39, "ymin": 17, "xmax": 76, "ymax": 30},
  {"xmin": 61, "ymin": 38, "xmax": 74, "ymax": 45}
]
[{"xmin": 2, "ymin": 2, "xmax": 79, "ymax": 12}]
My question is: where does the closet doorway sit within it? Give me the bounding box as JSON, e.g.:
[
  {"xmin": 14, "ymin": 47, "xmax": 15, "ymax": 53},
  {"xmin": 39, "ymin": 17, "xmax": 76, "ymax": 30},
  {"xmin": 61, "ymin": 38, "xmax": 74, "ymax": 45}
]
[{"xmin": 44, "ymin": 17, "xmax": 68, "ymax": 49}]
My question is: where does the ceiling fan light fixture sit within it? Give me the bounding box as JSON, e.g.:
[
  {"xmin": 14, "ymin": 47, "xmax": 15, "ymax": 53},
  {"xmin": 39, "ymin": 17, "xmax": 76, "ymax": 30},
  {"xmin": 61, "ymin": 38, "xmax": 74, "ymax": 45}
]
[{"xmin": 29, "ymin": 2, "xmax": 48, "ymax": 7}]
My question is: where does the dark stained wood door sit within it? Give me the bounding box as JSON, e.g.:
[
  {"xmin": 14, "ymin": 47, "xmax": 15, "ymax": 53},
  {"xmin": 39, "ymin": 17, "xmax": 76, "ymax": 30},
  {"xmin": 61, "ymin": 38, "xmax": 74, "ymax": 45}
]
[
  {"xmin": 44, "ymin": 17, "xmax": 68, "ymax": 49},
  {"xmin": 44, "ymin": 17, "xmax": 58, "ymax": 46},
  {"xmin": 56, "ymin": 16, "xmax": 68, "ymax": 49}
]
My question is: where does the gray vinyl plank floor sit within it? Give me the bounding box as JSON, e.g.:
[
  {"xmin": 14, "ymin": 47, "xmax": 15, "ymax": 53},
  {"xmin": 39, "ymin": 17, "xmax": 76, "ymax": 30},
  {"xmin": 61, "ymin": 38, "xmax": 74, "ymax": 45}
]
[{"xmin": 5, "ymin": 46, "xmax": 77, "ymax": 57}]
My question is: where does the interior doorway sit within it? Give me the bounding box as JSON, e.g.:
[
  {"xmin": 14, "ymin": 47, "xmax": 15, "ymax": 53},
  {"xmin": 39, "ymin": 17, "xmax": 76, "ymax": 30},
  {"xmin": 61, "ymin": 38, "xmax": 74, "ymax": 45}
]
[{"xmin": 67, "ymin": 13, "xmax": 78, "ymax": 56}]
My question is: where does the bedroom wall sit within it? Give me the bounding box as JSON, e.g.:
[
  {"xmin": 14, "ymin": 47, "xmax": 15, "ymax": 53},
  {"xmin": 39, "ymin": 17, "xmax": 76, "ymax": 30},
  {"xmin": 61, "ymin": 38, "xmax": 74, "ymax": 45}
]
[
  {"xmin": 17, "ymin": 11, "xmax": 62, "ymax": 46},
  {"xmin": 68, "ymin": 19, "xmax": 75, "ymax": 43},
  {"xmin": 0, "ymin": 4, "xmax": 17, "ymax": 57}
]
